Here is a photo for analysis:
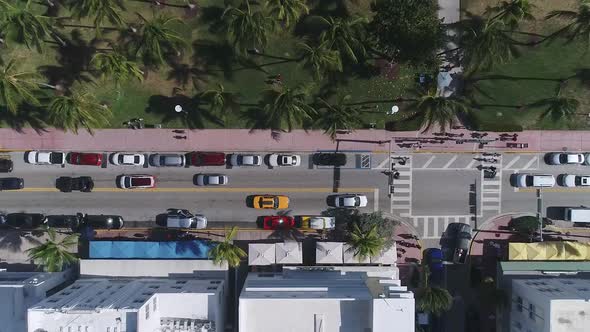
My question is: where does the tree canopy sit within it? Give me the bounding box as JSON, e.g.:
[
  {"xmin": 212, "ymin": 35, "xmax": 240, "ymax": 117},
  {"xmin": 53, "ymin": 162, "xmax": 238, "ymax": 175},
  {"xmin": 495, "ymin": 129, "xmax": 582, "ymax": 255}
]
[{"xmin": 369, "ymin": 0, "xmax": 444, "ymax": 65}]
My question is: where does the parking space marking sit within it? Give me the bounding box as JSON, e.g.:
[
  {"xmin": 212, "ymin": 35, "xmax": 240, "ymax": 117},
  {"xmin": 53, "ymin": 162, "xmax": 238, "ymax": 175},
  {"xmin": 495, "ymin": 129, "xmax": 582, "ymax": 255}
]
[
  {"xmin": 421, "ymin": 155, "xmax": 436, "ymax": 168},
  {"xmin": 375, "ymin": 158, "xmax": 389, "ymax": 169},
  {"xmin": 504, "ymin": 156, "xmax": 520, "ymax": 170},
  {"xmin": 465, "ymin": 159, "xmax": 477, "ymax": 169},
  {"xmin": 443, "ymin": 155, "xmax": 458, "ymax": 169},
  {"xmin": 522, "ymin": 156, "xmax": 538, "ymax": 170}
]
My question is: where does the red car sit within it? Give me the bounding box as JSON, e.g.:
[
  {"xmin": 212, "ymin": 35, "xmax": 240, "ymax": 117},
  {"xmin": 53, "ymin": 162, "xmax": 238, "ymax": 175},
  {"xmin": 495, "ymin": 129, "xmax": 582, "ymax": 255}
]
[
  {"xmin": 262, "ymin": 216, "xmax": 295, "ymax": 230},
  {"xmin": 69, "ymin": 152, "xmax": 103, "ymax": 166},
  {"xmin": 189, "ymin": 152, "xmax": 226, "ymax": 166}
]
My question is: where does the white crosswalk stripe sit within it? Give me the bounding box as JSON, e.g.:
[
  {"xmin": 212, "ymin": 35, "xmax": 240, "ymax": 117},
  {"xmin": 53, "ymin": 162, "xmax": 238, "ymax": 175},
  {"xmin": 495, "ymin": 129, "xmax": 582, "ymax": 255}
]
[{"xmin": 412, "ymin": 215, "xmax": 473, "ymax": 239}]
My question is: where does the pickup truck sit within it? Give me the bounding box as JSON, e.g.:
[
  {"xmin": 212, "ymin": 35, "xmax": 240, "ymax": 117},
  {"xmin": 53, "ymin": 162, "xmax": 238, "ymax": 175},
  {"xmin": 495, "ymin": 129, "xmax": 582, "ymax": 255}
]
[{"xmin": 56, "ymin": 176, "xmax": 94, "ymax": 192}]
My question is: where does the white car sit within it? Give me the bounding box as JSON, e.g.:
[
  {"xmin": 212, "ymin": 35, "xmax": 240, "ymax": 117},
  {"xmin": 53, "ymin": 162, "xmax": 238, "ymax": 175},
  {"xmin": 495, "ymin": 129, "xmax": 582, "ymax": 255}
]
[
  {"xmin": 327, "ymin": 194, "xmax": 368, "ymax": 208},
  {"xmin": 111, "ymin": 153, "xmax": 145, "ymax": 166},
  {"xmin": 562, "ymin": 174, "xmax": 590, "ymax": 187},
  {"xmin": 26, "ymin": 151, "xmax": 65, "ymax": 165},
  {"xmin": 268, "ymin": 154, "xmax": 301, "ymax": 167},
  {"xmin": 230, "ymin": 154, "xmax": 261, "ymax": 167},
  {"xmin": 514, "ymin": 174, "xmax": 555, "ymax": 188},
  {"xmin": 547, "ymin": 153, "xmax": 584, "ymax": 165},
  {"xmin": 195, "ymin": 174, "xmax": 228, "ymax": 186}
]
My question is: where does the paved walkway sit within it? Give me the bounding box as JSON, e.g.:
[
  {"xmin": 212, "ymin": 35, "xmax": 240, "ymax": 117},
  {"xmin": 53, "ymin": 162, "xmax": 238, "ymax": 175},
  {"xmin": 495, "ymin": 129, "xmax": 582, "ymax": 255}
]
[{"xmin": 2, "ymin": 128, "xmax": 590, "ymax": 152}]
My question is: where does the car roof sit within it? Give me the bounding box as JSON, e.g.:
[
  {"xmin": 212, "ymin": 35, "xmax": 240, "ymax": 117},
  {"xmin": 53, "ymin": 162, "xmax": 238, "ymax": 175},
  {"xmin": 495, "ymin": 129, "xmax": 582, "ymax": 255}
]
[{"xmin": 532, "ymin": 175, "xmax": 555, "ymax": 186}]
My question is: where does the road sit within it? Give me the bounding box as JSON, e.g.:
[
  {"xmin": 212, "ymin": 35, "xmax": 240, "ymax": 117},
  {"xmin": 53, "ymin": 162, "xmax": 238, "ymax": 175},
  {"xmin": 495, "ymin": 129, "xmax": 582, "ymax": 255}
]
[{"xmin": 0, "ymin": 152, "xmax": 388, "ymax": 224}]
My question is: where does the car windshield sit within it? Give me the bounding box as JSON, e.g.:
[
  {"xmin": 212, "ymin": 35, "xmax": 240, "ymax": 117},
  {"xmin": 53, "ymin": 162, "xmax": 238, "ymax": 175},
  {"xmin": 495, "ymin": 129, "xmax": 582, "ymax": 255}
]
[
  {"xmin": 134, "ymin": 156, "xmax": 141, "ymax": 163},
  {"xmin": 273, "ymin": 197, "xmax": 279, "ymax": 209},
  {"xmin": 559, "ymin": 155, "xmax": 569, "ymax": 163},
  {"xmin": 525, "ymin": 176, "xmax": 534, "ymax": 186},
  {"xmin": 338, "ymin": 198, "xmax": 345, "ymax": 206},
  {"xmin": 237, "ymin": 155, "xmax": 243, "ymax": 163},
  {"xmin": 49, "ymin": 153, "xmax": 62, "ymax": 164},
  {"xmin": 354, "ymin": 197, "xmax": 360, "ymax": 205}
]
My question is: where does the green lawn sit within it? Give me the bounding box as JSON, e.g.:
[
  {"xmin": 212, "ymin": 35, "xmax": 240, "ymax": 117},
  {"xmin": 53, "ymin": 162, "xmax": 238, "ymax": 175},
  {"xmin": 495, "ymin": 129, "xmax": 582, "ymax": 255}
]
[{"xmin": 0, "ymin": 0, "xmax": 420, "ymax": 130}]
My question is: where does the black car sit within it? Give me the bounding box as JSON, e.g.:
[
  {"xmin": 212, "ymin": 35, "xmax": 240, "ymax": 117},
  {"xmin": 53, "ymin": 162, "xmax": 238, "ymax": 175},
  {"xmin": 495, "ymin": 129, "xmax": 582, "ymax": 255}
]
[
  {"xmin": 83, "ymin": 214, "xmax": 124, "ymax": 229},
  {"xmin": 0, "ymin": 213, "xmax": 47, "ymax": 229},
  {"xmin": 56, "ymin": 176, "xmax": 94, "ymax": 192},
  {"xmin": 0, "ymin": 177, "xmax": 24, "ymax": 190},
  {"xmin": 313, "ymin": 153, "xmax": 347, "ymax": 166},
  {"xmin": 0, "ymin": 159, "xmax": 13, "ymax": 173},
  {"xmin": 47, "ymin": 213, "xmax": 84, "ymax": 231}
]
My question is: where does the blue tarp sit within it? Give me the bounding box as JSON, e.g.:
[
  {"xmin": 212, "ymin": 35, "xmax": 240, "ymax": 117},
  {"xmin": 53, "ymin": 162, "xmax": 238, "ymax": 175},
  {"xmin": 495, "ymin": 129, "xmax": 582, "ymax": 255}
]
[{"xmin": 89, "ymin": 240, "xmax": 215, "ymax": 259}]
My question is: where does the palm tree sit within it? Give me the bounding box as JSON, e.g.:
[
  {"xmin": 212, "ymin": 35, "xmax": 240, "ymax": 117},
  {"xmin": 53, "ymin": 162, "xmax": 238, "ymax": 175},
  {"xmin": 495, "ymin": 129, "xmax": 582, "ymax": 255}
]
[
  {"xmin": 485, "ymin": 0, "xmax": 535, "ymax": 28},
  {"xmin": 296, "ymin": 40, "xmax": 343, "ymax": 80},
  {"xmin": 26, "ymin": 228, "xmax": 78, "ymax": 272},
  {"xmin": 0, "ymin": 0, "xmax": 53, "ymax": 52},
  {"xmin": 415, "ymin": 266, "xmax": 453, "ymax": 316},
  {"xmin": 319, "ymin": 15, "xmax": 369, "ymax": 64},
  {"xmin": 127, "ymin": 14, "xmax": 186, "ymax": 67},
  {"xmin": 0, "ymin": 58, "xmax": 41, "ymax": 113},
  {"xmin": 266, "ymin": 0, "xmax": 309, "ymax": 28},
  {"xmin": 526, "ymin": 89, "xmax": 580, "ymax": 121},
  {"xmin": 90, "ymin": 50, "xmax": 144, "ymax": 87},
  {"xmin": 546, "ymin": 0, "xmax": 590, "ymax": 46},
  {"xmin": 346, "ymin": 223, "xmax": 385, "ymax": 261},
  {"xmin": 66, "ymin": 0, "xmax": 126, "ymax": 35},
  {"xmin": 208, "ymin": 226, "xmax": 247, "ymax": 268},
  {"xmin": 223, "ymin": 0, "xmax": 276, "ymax": 53},
  {"xmin": 315, "ymin": 95, "xmax": 361, "ymax": 140},
  {"xmin": 406, "ymin": 89, "xmax": 471, "ymax": 133},
  {"xmin": 199, "ymin": 83, "xmax": 240, "ymax": 119},
  {"xmin": 258, "ymin": 84, "xmax": 317, "ymax": 132},
  {"xmin": 459, "ymin": 17, "xmax": 519, "ymax": 73},
  {"xmin": 47, "ymin": 90, "xmax": 112, "ymax": 134}
]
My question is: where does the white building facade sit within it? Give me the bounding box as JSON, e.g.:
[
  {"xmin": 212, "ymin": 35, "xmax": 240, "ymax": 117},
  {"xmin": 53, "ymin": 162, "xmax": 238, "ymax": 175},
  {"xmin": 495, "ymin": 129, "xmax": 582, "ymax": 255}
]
[
  {"xmin": 239, "ymin": 266, "xmax": 414, "ymax": 332},
  {"xmin": 0, "ymin": 269, "xmax": 73, "ymax": 332},
  {"xmin": 509, "ymin": 278, "xmax": 590, "ymax": 332},
  {"xmin": 28, "ymin": 278, "xmax": 225, "ymax": 332}
]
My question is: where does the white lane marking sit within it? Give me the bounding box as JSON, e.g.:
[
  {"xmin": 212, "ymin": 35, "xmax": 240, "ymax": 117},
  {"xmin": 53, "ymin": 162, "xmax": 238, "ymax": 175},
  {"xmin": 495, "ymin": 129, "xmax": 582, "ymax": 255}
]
[
  {"xmin": 522, "ymin": 156, "xmax": 538, "ymax": 170},
  {"xmin": 482, "ymin": 205, "xmax": 501, "ymax": 211},
  {"xmin": 443, "ymin": 155, "xmax": 458, "ymax": 168},
  {"xmin": 393, "ymin": 180, "xmax": 411, "ymax": 185},
  {"xmin": 376, "ymin": 158, "xmax": 389, "ymax": 169},
  {"xmin": 423, "ymin": 218, "xmax": 429, "ymax": 237},
  {"xmin": 465, "ymin": 159, "xmax": 477, "ymax": 169},
  {"xmin": 421, "ymin": 155, "xmax": 436, "ymax": 168},
  {"xmin": 413, "ymin": 217, "xmax": 419, "ymax": 227},
  {"xmin": 482, "ymin": 197, "xmax": 500, "ymax": 202},
  {"xmin": 504, "ymin": 156, "xmax": 520, "ymax": 169},
  {"xmin": 432, "ymin": 217, "xmax": 439, "ymax": 237},
  {"xmin": 393, "ymin": 188, "xmax": 410, "ymax": 193},
  {"xmin": 373, "ymin": 188, "xmax": 379, "ymax": 212}
]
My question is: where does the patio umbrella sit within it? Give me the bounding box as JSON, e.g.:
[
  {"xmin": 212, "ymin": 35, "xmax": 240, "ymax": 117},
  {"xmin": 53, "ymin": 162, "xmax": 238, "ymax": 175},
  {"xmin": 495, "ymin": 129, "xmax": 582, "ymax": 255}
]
[
  {"xmin": 275, "ymin": 242, "xmax": 302, "ymax": 264},
  {"xmin": 316, "ymin": 242, "xmax": 343, "ymax": 264},
  {"xmin": 370, "ymin": 244, "xmax": 397, "ymax": 265},
  {"xmin": 437, "ymin": 71, "xmax": 453, "ymax": 89},
  {"xmin": 342, "ymin": 244, "xmax": 370, "ymax": 264},
  {"xmin": 248, "ymin": 243, "xmax": 275, "ymax": 266}
]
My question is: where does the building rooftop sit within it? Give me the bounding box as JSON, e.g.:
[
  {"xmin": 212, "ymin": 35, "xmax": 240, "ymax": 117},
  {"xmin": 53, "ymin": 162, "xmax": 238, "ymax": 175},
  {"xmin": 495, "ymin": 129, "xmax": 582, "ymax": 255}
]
[{"xmin": 513, "ymin": 278, "xmax": 590, "ymax": 300}]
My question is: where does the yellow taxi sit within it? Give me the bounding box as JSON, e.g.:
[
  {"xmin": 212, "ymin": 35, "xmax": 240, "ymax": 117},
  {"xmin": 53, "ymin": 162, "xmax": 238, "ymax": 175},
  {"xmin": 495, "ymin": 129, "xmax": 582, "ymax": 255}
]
[{"xmin": 252, "ymin": 195, "xmax": 289, "ymax": 209}]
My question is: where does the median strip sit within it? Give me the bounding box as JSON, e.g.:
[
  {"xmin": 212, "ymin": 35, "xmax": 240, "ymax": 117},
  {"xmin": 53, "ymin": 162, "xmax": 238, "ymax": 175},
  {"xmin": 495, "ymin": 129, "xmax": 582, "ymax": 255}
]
[{"xmin": 15, "ymin": 187, "xmax": 376, "ymax": 193}]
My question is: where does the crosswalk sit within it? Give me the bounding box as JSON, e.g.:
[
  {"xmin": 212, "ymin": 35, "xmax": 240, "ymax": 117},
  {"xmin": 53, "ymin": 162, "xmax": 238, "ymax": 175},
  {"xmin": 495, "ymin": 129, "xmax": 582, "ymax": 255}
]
[
  {"xmin": 479, "ymin": 155, "xmax": 502, "ymax": 214},
  {"xmin": 412, "ymin": 215, "xmax": 474, "ymax": 239},
  {"xmin": 389, "ymin": 155, "xmax": 412, "ymax": 218}
]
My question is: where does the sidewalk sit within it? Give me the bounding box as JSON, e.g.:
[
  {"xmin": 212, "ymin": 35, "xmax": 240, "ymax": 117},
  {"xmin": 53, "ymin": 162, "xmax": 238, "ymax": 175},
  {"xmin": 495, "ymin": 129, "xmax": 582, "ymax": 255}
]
[{"xmin": 2, "ymin": 128, "xmax": 590, "ymax": 152}]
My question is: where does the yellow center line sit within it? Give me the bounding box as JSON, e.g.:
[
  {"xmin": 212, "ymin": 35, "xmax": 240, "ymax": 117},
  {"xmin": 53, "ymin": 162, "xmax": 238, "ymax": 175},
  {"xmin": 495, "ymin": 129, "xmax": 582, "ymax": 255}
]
[{"xmin": 15, "ymin": 187, "xmax": 376, "ymax": 193}]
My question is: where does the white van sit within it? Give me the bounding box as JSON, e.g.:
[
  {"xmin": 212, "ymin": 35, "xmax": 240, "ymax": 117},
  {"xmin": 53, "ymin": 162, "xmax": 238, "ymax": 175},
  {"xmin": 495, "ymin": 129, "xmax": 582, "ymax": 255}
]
[
  {"xmin": 564, "ymin": 207, "xmax": 590, "ymax": 222},
  {"xmin": 165, "ymin": 209, "xmax": 207, "ymax": 229},
  {"xmin": 515, "ymin": 174, "xmax": 555, "ymax": 188}
]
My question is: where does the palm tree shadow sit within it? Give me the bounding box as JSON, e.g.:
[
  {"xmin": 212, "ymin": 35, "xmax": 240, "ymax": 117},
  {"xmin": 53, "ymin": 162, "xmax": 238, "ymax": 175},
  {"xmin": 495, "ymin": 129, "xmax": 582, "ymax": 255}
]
[
  {"xmin": 0, "ymin": 230, "xmax": 42, "ymax": 253},
  {"xmin": 241, "ymin": 107, "xmax": 271, "ymax": 132},
  {"xmin": 199, "ymin": 5, "xmax": 226, "ymax": 34},
  {"xmin": 193, "ymin": 39, "xmax": 237, "ymax": 80},
  {"xmin": 0, "ymin": 104, "xmax": 49, "ymax": 133},
  {"xmin": 38, "ymin": 29, "xmax": 96, "ymax": 92},
  {"xmin": 167, "ymin": 61, "xmax": 210, "ymax": 90},
  {"xmin": 269, "ymin": 227, "xmax": 306, "ymax": 241},
  {"xmin": 145, "ymin": 94, "xmax": 224, "ymax": 129}
]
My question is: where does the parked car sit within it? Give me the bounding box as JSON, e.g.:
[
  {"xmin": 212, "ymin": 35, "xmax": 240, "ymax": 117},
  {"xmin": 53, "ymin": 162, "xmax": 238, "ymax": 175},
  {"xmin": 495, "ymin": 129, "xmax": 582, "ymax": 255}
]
[
  {"xmin": 118, "ymin": 174, "xmax": 156, "ymax": 189},
  {"xmin": 69, "ymin": 152, "xmax": 103, "ymax": 166},
  {"xmin": 150, "ymin": 153, "xmax": 186, "ymax": 167},
  {"xmin": 0, "ymin": 213, "xmax": 47, "ymax": 229},
  {"xmin": 188, "ymin": 151, "xmax": 226, "ymax": 166},
  {"xmin": 195, "ymin": 174, "xmax": 228, "ymax": 186},
  {"xmin": 26, "ymin": 151, "xmax": 66, "ymax": 165},
  {"xmin": 55, "ymin": 176, "xmax": 94, "ymax": 192},
  {"xmin": 326, "ymin": 194, "xmax": 368, "ymax": 208},
  {"xmin": 83, "ymin": 215, "xmax": 124, "ymax": 229},
  {"xmin": 47, "ymin": 214, "xmax": 83, "ymax": 231},
  {"xmin": 546, "ymin": 152, "xmax": 584, "ymax": 165},
  {"xmin": 514, "ymin": 174, "xmax": 555, "ymax": 188},
  {"xmin": 230, "ymin": 154, "xmax": 261, "ymax": 167},
  {"xmin": 268, "ymin": 154, "xmax": 301, "ymax": 167},
  {"xmin": 110, "ymin": 153, "xmax": 145, "ymax": 166},
  {"xmin": 252, "ymin": 195, "xmax": 289, "ymax": 209},
  {"xmin": 313, "ymin": 153, "xmax": 346, "ymax": 166},
  {"xmin": 0, "ymin": 158, "xmax": 13, "ymax": 172},
  {"xmin": 262, "ymin": 215, "xmax": 295, "ymax": 230},
  {"xmin": 0, "ymin": 177, "xmax": 24, "ymax": 190},
  {"xmin": 298, "ymin": 216, "xmax": 336, "ymax": 230},
  {"xmin": 157, "ymin": 209, "xmax": 207, "ymax": 229},
  {"xmin": 562, "ymin": 174, "xmax": 590, "ymax": 187}
]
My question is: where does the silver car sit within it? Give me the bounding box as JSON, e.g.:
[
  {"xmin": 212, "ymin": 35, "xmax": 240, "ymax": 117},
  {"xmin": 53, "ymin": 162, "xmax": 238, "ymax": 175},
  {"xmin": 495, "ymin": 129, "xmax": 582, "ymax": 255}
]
[
  {"xmin": 229, "ymin": 154, "xmax": 261, "ymax": 167},
  {"xmin": 195, "ymin": 174, "xmax": 228, "ymax": 186},
  {"xmin": 150, "ymin": 154, "xmax": 186, "ymax": 167}
]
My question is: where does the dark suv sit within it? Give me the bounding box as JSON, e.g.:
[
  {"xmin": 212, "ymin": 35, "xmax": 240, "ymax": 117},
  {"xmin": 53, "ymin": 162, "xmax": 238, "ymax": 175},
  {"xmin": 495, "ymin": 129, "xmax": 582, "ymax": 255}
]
[
  {"xmin": 83, "ymin": 215, "xmax": 124, "ymax": 229},
  {"xmin": 0, "ymin": 177, "xmax": 24, "ymax": 190},
  {"xmin": 0, "ymin": 213, "xmax": 47, "ymax": 229},
  {"xmin": 47, "ymin": 213, "xmax": 84, "ymax": 231},
  {"xmin": 313, "ymin": 153, "xmax": 346, "ymax": 166},
  {"xmin": 0, "ymin": 158, "xmax": 13, "ymax": 173},
  {"xmin": 56, "ymin": 176, "xmax": 94, "ymax": 192}
]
